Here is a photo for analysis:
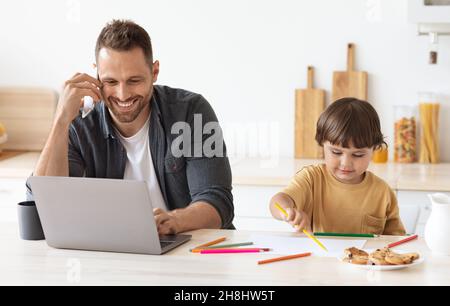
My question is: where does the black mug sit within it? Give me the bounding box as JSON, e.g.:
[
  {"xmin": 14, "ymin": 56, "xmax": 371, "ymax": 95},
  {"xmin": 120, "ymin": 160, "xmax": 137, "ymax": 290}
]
[{"xmin": 17, "ymin": 201, "xmax": 45, "ymax": 241}]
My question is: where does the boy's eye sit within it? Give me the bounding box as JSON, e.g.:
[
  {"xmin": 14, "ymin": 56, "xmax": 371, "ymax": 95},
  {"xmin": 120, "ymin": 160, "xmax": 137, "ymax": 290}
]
[
  {"xmin": 332, "ymin": 151, "xmax": 342, "ymax": 155},
  {"xmin": 353, "ymin": 154, "xmax": 365, "ymax": 158}
]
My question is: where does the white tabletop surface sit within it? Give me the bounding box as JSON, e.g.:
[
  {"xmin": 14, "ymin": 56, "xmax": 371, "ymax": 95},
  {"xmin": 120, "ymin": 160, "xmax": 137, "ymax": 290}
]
[{"xmin": 1, "ymin": 222, "xmax": 448, "ymax": 286}]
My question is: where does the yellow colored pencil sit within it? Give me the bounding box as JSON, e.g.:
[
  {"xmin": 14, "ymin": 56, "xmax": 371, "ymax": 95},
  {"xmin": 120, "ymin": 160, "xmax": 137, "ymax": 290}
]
[
  {"xmin": 275, "ymin": 202, "xmax": 300, "ymax": 229},
  {"xmin": 303, "ymin": 229, "xmax": 328, "ymax": 252},
  {"xmin": 274, "ymin": 203, "xmax": 288, "ymax": 217},
  {"xmin": 275, "ymin": 202, "xmax": 327, "ymax": 252}
]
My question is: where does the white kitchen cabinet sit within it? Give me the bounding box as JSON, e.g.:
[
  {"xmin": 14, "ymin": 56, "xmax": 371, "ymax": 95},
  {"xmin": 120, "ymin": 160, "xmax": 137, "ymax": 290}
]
[
  {"xmin": 233, "ymin": 216, "xmax": 294, "ymax": 232},
  {"xmin": 409, "ymin": 0, "xmax": 450, "ymax": 24},
  {"xmin": 397, "ymin": 202, "xmax": 420, "ymax": 236},
  {"xmin": 397, "ymin": 190, "xmax": 449, "ymax": 237},
  {"xmin": 233, "ymin": 185, "xmax": 280, "ymax": 218},
  {"xmin": 232, "ymin": 185, "xmax": 294, "ymax": 232},
  {"xmin": 0, "ymin": 178, "xmax": 28, "ymax": 222}
]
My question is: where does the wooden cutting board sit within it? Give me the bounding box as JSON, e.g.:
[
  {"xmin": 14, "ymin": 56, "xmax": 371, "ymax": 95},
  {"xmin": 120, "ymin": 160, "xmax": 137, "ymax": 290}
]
[
  {"xmin": 332, "ymin": 43, "xmax": 368, "ymax": 102},
  {"xmin": 295, "ymin": 66, "xmax": 325, "ymax": 159},
  {"xmin": 0, "ymin": 87, "xmax": 57, "ymax": 151}
]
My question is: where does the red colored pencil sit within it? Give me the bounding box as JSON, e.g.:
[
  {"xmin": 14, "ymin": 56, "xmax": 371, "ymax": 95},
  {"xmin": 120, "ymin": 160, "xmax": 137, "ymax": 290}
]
[{"xmin": 388, "ymin": 235, "xmax": 419, "ymax": 248}]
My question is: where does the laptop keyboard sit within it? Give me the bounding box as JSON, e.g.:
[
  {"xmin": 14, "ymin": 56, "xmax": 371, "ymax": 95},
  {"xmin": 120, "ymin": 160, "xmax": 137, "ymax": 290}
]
[{"xmin": 160, "ymin": 241, "xmax": 173, "ymax": 248}]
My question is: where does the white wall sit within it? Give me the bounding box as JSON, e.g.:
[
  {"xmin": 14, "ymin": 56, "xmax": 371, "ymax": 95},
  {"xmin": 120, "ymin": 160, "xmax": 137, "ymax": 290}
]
[{"xmin": 1, "ymin": 0, "xmax": 449, "ymax": 161}]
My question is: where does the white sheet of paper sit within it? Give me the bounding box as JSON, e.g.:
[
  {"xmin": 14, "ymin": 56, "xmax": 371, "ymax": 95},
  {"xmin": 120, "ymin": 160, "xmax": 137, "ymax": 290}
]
[{"xmin": 250, "ymin": 234, "xmax": 367, "ymax": 257}]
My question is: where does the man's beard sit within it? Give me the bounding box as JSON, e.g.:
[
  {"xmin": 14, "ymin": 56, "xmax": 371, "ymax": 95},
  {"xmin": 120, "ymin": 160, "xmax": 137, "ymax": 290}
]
[{"xmin": 106, "ymin": 92, "xmax": 151, "ymax": 123}]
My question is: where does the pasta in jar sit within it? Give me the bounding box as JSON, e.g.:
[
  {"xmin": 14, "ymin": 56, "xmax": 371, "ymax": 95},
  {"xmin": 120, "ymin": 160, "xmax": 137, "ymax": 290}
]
[{"xmin": 394, "ymin": 106, "xmax": 416, "ymax": 163}]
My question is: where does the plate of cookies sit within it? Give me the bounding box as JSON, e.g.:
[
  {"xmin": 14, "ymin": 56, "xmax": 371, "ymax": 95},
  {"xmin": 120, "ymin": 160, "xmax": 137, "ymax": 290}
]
[{"xmin": 341, "ymin": 247, "xmax": 424, "ymax": 271}]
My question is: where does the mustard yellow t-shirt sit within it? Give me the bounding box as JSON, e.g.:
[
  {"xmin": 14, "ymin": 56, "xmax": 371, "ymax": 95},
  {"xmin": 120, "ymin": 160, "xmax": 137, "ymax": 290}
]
[{"xmin": 282, "ymin": 164, "xmax": 406, "ymax": 236}]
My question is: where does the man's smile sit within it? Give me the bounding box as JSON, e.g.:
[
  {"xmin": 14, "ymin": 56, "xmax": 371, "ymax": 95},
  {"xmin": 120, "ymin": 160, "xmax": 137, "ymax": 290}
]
[{"xmin": 110, "ymin": 97, "xmax": 140, "ymax": 111}]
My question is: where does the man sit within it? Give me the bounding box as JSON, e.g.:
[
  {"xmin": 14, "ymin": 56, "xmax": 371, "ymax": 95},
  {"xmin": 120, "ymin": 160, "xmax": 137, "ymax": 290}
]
[{"xmin": 27, "ymin": 20, "xmax": 234, "ymax": 234}]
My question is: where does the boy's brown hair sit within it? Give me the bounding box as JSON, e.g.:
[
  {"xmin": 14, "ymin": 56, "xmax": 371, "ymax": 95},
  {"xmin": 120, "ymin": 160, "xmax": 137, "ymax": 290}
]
[
  {"xmin": 95, "ymin": 19, "xmax": 153, "ymax": 68},
  {"xmin": 315, "ymin": 98, "xmax": 386, "ymax": 149}
]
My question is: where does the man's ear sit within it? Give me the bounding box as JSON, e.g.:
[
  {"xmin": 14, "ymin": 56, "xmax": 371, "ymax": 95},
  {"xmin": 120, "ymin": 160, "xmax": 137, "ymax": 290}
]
[{"xmin": 152, "ymin": 60, "xmax": 160, "ymax": 83}]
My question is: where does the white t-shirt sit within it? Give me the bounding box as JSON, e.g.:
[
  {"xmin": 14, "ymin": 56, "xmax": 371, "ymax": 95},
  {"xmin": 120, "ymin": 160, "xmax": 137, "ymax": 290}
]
[{"xmin": 115, "ymin": 117, "xmax": 167, "ymax": 211}]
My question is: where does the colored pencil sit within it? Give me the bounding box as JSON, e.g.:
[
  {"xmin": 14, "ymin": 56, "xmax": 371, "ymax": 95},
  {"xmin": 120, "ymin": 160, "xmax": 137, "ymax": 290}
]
[
  {"xmin": 388, "ymin": 235, "xmax": 419, "ymax": 248},
  {"xmin": 190, "ymin": 237, "xmax": 227, "ymax": 251},
  {"xmin": 191, "ymin": 242, "xmax": 254, "ymax": 253},
  {"xmin": 274, "ymin": 203, "xmax": 289, "ymax": 218},
  {"xmin": 200, "ymin": 248, "xmax": 271, "ymax": 254},
  {"xmin": 314, "ymin": 232, "xmax": 378, "ymax": 238},
  {"xmin": 275, "ymin": 203, "xmax": 327, "ymax": 252},
  {"xmin": 275, "ymin": 202, "xmax": 301, "ymax": 229},
  {"xmin": 303, "ymin": 230, "xmax": 328, "ymax": 252},
  {"xmin": 258, "ymin": 252, "xmax": 312, "ymax": 265}
]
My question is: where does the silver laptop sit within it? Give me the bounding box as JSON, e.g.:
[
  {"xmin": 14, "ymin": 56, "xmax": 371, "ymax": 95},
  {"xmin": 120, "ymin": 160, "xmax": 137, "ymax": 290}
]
[{"xmin": 28, "ymin": 176, "xmax": 192, "ymax": 255}]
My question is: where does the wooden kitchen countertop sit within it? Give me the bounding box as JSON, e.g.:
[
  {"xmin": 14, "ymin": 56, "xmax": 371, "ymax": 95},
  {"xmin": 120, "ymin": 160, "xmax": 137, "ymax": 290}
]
[{"xmin": 1, "ymin": 152, "xmax": 450, "ymax": 192}]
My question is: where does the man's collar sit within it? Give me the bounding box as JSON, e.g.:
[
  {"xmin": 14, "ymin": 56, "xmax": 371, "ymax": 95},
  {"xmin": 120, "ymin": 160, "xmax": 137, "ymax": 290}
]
[{"xmin": 100, "ymin": 102, "xmax": 115, "ymax": 139}]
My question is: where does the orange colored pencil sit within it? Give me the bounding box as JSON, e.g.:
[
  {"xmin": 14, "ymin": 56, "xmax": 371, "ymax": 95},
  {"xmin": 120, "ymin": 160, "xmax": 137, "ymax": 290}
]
[
  {"xmin": 191, "ymin": 242, "xmax": 254, "ymax": 253},
  {"xmin": 190, "ymin": 237, "xmax": 227, "ymax": 252},
  {"xmin": 258, "ymin": 252, "xmax": 312, "ymax": 265}
]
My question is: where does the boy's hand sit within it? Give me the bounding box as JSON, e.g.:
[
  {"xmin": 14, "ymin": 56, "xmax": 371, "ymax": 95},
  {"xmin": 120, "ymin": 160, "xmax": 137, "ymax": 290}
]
[
  {"xmin": 284, "ymin": 208, "xmax": 311, "ymax": 232},
  {"xmin": 270, "ymin": 193, "xmax": 312, "ymax": 232}
]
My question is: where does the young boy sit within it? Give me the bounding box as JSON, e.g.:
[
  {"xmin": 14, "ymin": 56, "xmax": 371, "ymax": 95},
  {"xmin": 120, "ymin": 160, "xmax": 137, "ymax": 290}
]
[{"xmin": 270, "ymin": 98, "xmax": 405, "ymax": 235}]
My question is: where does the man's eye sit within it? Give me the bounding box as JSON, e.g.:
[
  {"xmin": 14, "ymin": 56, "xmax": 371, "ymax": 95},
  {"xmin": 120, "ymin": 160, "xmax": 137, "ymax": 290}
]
[
  {"xmin": 129, "ymin": 80, "xmax": 141, "ymax": 84},
  {"xmin": 332, "ymin": 151, "xmax": 342, "ymax": 155},
  {"xmin": 105, "ymin": 81, "xmax": 117, "ymax": 85}
]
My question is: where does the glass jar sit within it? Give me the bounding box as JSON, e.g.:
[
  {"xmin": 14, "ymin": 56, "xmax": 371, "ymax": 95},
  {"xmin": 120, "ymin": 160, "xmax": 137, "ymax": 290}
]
[
  {"xmin": 372, "ymin": 147, "xmax": 388, "ymax": 163},
  {"xmin": 394, "ymin": 105, "xmax": 417, "ymax": 163},
  {"xmin": 418, "ymin": 92, "xmax": 440, "ymax": 164}
]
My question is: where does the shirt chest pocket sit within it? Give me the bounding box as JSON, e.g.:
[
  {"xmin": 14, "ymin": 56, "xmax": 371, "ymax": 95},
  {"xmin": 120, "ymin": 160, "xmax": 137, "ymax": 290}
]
[
  {"xmin": 363, "ymin": 215, "xmax": 387, "ymax": 235},
  {"xmin": 164, "ymin": 157, "xmax": 186, "ymax": 173}
]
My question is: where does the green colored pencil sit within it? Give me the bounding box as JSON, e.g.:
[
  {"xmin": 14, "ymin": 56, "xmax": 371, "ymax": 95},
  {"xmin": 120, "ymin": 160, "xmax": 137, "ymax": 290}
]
[
  {"xmin": 313, "ymin": 232, "xmax": 378, "ymax": 238},
  {"xmin": 204, "ymin": 242, "xmax": 254, "ymax": 249}
]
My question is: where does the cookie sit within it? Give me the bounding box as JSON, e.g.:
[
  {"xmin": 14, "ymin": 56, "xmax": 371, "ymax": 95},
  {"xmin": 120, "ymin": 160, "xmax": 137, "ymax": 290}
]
[
  {"xmin": 368, "ymin": 248, "xmax": 390, "ymax": 266},
  {"xmin": 384, "ymin": 250, "xmax": 420, "ymax": 265},
  {"xmin": 350, "ymin": 255, "xmax": 369, "ymax": 265},
  {"xmin": 344, "ymin": 247, "xmax": 420, "ymax": 266},
  {"xmin": 402, "ymin": 252, "xmax": 420, "ymax": 261},
  {"xmin": 345, "ymin": 247, "xmax": 369, "ymax": 258},
  {"xmin": 344, "ymin": 247, "xmax": 369, "ymax": 265}
]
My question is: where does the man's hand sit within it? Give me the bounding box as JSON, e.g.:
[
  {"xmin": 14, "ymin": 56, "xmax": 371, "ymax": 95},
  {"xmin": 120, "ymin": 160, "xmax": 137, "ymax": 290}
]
[
  {"xmin": 153, "ymin": 202, "xmax": 222, "ymax": 235},
  {"xmin": 34, "ymin": 72, "xmax": 102, "ymax": 178},
  {"xmin": 55, "ymin": 73, "xmax": 103, "ymax": 126},
  {"xmin": 153, "ymin": 208, "xmax": 181, "ymax": 235}
]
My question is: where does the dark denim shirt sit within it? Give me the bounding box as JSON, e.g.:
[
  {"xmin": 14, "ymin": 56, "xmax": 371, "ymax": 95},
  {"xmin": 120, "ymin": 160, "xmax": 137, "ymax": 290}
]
[{"xmin": 26, "ymin": 85, "xmax": 234, "ymax": 229}]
